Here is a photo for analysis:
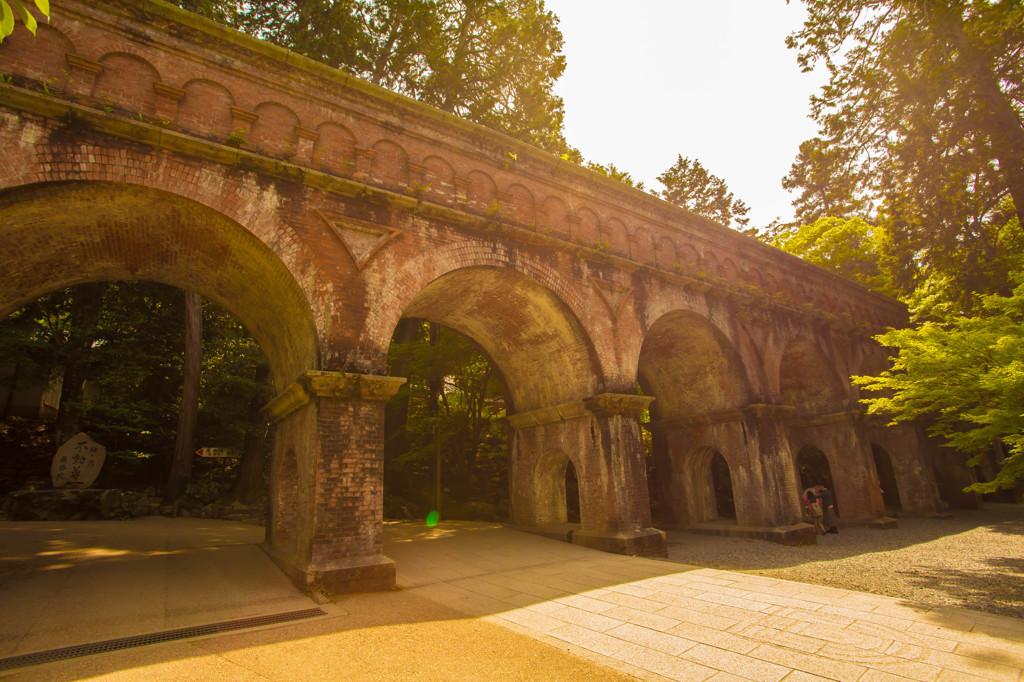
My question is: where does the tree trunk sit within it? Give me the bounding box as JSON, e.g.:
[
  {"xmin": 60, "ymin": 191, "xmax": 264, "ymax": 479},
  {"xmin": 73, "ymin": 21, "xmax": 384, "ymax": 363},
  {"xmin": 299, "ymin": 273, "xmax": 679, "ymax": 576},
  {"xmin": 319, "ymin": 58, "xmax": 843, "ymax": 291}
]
[
  {"xmin": 231, "ymin": 363, "xmax": 270, "ymax": 504},
  {"xmin": 53, "ymin": 283, "xmax": 107, "ymax": 446},
  {"xmin": 384, "ymin": 318, "xmax": 422, "ymax": 464},
  {"xmin": 2, "ymin": 364, "xmax": 20, "ymax": 421},
  {"xmin": 428, "ymin": 322, "xmax": 442, "ymax": 515},
  {"xmin": 166, "ymin": 291, "xmax": 202, "ymax": 501}
]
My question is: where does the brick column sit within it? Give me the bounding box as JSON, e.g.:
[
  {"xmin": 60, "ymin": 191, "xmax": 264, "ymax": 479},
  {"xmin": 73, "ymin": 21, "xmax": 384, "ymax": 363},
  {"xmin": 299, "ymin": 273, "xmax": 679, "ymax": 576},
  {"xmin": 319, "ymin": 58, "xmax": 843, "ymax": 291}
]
[
  {"xmin": 229, "ymin": 106, "xmax": 258, "ymax": 141},
  {"xmin": 864, "ymin": 419, "xmax": 941, "ymax": 515},
  {"xmin": 787, "ymin": 410, "xmax": 890, "ymax": 523},
  {"xmin": 152, "ymin": 82, "xmax": 184, "ymax": 123},
  {"xmin": 740, "ymin": 404, "xmax": 805, "ymax": 526},
  {"xmin": 294, "ymin": 126, "xmax": 319, "ymax": 164},
  {"xmin": 509, "ymin": 395, "xmax": 665, "ymax": 556},
  {"xmin": 649, "ymin": 403, "xmax": 816, "ymax": 545},
  {"xmin": 261, "ymin": 370, "xmax": 405, "ymax": 594},
  {"xmin": 353, "ymin": 147, "xmax": 376, "ymax": 182},
  {"xmin": 64, "ymin": 53, "xmax": 103, "ymax": 100}
]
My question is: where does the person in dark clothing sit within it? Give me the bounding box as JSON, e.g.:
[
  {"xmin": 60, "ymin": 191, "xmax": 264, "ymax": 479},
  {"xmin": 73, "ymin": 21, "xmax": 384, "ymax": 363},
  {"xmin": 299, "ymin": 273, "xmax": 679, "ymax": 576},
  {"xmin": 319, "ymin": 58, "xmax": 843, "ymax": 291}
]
[{"xmin": 816, "ymin": 484, "xmax": 839, "ymax": 534}]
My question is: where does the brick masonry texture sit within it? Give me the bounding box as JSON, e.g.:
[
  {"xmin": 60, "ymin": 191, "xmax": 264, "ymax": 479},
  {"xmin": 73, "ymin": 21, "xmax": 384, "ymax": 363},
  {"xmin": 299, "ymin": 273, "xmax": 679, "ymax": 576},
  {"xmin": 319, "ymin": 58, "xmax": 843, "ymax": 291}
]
[{"xmin": 0, "ymin": 0, "xmax": 945, "ymax": 592}]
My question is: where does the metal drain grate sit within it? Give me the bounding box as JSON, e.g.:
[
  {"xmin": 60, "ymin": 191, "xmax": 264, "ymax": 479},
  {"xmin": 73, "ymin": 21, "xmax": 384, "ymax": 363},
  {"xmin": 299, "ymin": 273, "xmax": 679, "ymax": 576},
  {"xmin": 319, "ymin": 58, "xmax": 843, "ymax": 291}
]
[{"xmin": 0, "ymin": 607, "xmax": 327, "ymax": 672}]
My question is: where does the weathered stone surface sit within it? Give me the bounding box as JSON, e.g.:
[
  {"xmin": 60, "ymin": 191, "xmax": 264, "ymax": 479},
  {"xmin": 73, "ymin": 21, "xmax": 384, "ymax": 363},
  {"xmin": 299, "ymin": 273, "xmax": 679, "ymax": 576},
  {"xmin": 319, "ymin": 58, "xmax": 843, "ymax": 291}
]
[{"xmin": 50, "ymin": 433, "xmax": 105, "ymax": 489}]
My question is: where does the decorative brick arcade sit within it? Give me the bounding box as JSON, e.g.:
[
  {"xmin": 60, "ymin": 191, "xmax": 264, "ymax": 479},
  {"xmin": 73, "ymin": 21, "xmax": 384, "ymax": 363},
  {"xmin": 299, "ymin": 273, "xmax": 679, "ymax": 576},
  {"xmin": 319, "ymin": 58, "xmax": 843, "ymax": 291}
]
[{"xmin": 0, "ymin": 0, "xmax": 943, "ymax": 593}]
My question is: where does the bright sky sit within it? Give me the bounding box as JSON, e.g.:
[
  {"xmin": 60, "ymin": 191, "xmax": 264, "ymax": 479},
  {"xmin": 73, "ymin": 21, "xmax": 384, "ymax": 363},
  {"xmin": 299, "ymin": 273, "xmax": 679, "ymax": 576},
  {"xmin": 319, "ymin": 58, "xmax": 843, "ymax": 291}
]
[{"xmin": 543, "ymin": 0, "xmax": 827, "ymax": 228}]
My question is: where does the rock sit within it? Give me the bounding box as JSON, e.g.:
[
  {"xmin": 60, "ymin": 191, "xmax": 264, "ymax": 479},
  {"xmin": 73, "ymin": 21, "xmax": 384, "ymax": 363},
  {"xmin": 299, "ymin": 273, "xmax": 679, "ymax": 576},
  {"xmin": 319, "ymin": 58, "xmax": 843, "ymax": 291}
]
[
  {"xmin": 51, "ymin": 433, "xmax": 105, "ymax": 489},
  {"xmin": 8, "ymin": 489, "xmax": 88, "ymax": 520},
  {"xmin": 99, "ymin": 489, "xmax": 123, "ymax": 519}
]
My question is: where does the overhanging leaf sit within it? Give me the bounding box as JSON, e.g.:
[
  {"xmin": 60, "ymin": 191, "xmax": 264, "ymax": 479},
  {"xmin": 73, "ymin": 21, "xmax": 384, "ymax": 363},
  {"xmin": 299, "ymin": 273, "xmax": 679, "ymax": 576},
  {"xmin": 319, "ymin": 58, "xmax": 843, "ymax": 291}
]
[
  {"xmin": 0, "ymin": 0, "xmax": 16, "ymax": 41},
  {"xmin": 11, "ymin": 0, "xmax": 37, "ymax": 36}
]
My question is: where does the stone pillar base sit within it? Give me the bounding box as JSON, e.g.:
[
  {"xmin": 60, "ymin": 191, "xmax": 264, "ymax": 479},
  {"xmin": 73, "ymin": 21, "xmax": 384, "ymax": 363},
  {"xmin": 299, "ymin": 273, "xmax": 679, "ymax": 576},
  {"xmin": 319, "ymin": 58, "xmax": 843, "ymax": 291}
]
[
  {"xmin": 869, "ymin": 516, "xmax": 899, "ymax": 530},
  {"xmin": 519, "ymin": 523, "xmax": 577, "ymax": 543},
  {"xmin": 571, "ymin": 527, "xmax": 667, "ymax": 557},
  {"xmin": 262, "ymin": 544, "xmax": 396, "ymax": 594},
  {"xmin": 686, "ymin": 522, "xmax": 818, "ymax": 546}
]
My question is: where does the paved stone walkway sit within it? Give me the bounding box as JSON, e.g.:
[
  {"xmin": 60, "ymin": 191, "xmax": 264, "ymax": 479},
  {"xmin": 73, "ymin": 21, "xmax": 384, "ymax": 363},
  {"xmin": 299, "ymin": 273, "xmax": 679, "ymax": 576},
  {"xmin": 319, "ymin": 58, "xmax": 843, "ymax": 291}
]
[
  {"xmin": 386, "ymin": 521, "xmax": 1024, "ymax": 681},
  {"xmin": 2, "ymin": 518, "xmax": 1023, "ymax": 680}
]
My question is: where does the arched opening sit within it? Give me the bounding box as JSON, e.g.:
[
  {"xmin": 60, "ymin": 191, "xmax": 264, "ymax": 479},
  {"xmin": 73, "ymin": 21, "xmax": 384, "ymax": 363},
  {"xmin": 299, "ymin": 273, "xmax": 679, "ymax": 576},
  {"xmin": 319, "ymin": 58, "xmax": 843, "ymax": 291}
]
[
  {"xmin": 383, "ymin": 321, "xmax": 509, "ymax": 522},
  {"xmin": 565, "ymin": 458, "xmax": 581, "ymax": 523},
  {"xmin": 872, "ymin": 444, "xmax": 902, "ymax": 515},
  {"xmin": 637, "ymin": 311, "xmax": 750, "ymax": 526},
  {"xmin": 678, "ymin": 446, "xmax": 739, "ymax": 525},
  {"xmin": 1, "ymin": 280, "xmax": 274, "ymax": 520},
  {"xmin": 521, "ymin": 449, "xmax": 582, "ymax": 529},
  {"xmin": 0, "ymin": 182, "xmax": 319, "ymax": 388},
  {"xmin": 0, "ymin": 181, "xmax": 320, "ymax": 537},
  {"xmin": 711, "ymin": 452, "xmax": 736, "ymax": 520},
  {"xmin": 382, "ymin": 266, "xmax": 601, "ymax": 530},
  {"xmin": 797, "ymin": 445, "xmax": 839, "ymax": 515}
]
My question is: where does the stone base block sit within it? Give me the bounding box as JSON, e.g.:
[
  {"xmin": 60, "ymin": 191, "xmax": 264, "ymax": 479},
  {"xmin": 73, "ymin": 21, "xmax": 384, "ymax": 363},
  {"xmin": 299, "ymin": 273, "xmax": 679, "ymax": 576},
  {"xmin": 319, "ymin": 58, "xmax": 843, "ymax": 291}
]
[
  {"xmin": 688, "ymin": 522, "xmax": 818, "ymax": 546},
  {"xmin": 519, "ymin": 523, "xmax": 578, "ymax": 543},
  {"xmin": 869, "ymin": 516, "xmax": 899, "ymax": 530},
  {"xmin": 262, "ymin": 544, "xmax": 396, "ymax": 594},
  {"xmin": 571, "ymin": 527, "xmax": 667, "ymax": 557}
]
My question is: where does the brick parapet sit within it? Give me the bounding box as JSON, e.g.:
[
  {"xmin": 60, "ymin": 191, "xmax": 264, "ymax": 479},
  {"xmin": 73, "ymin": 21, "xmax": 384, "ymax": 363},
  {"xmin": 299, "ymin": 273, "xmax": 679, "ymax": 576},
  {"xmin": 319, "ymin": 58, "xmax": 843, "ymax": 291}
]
[{"xmin": 0, "ymin": 0, "xmax": 906, "ymax": 331}]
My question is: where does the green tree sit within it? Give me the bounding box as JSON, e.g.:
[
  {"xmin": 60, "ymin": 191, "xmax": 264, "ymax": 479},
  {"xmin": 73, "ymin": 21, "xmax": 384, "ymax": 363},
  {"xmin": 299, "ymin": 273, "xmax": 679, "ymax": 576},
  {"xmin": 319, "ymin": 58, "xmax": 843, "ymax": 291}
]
[
  {"xmin": 657, "ymin": 155, "xmax": 750, "ymax": 230},
  {"xmin": 771, "ymin": 216, "xmax": 898, "ymax": 296},
  {"xmin": 384, "ymin": 321, "xmax": 506, "ymax": 516},
  {"xmin": 585, "ymin": 161, "xmax": 646, "ymax": 190},
  {"xmin": 853, "ymin": 271, "xmax": 1024, "ymax": 492},
  {"xmin": 782, "ymin": 137, "xmax": 871, "ymax": 225},
  {"xmin": 787, "ymin": 0, "xmax": 1024, "ymax": 299},
  {"xmin": 0, "ymin": 282, "xmax": 269, "ymax": 496}
]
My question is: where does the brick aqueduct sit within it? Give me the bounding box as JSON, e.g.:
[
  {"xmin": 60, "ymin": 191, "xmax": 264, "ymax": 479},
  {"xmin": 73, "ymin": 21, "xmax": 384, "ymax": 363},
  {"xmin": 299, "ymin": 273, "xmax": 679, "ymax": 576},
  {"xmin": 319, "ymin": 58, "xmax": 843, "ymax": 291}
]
[{"xmin": 0, "ymin": 0, "xmax": 943, "ymax": 591}]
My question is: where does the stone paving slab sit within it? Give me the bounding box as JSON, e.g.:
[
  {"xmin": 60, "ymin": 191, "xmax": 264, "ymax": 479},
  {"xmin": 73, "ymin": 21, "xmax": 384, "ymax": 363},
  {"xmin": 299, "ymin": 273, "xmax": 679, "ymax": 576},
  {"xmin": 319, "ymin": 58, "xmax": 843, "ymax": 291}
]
[
  {"xmin": 0, "ymin": 518, "xmax": 316, "ymax": 657},
  {"xmin": 3, "ymin": 518, "xmax": 1023, "ymax": 681},
  {"xmin": 387, "ymin": 521, "xmax": 1024, "ymax": 681}
]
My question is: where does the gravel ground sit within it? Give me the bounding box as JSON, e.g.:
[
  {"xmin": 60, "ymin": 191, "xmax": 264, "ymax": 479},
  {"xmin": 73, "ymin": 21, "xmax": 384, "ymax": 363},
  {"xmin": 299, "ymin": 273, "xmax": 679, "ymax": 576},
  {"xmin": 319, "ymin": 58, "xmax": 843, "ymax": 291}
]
[{"xmin": 662, "ymin": 502, "xmax": 1024, "ymax": 619}]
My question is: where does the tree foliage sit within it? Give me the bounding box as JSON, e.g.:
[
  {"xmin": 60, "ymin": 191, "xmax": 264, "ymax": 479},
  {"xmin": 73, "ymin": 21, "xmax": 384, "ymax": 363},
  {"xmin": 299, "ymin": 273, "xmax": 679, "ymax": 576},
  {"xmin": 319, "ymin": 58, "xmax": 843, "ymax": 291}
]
[
  {"xmin": 585, "ymin": 160, "xmax": 646, "ymax": 190},
  {"xmin": 771, "ymin": 216, "xmax": 898, "ymax": 295},
  {"xmin": 219, "ymin": 0, "xmax": 572, "ymax": 155},
  {"xmin": 786, "ymin": 0, "xmax": 1024, "ymax": 299},
  {"xmin": 853, "ymin": 273, "xmax": 1024, "ymax": 492},
  {"xmin": 657, "ymin": 155, "xmax": 750, "ymax": 229},
  {"xmin": 0, "ymin": 282, "xmax": 269, "ymax": 495},
  {"xmin": 384, "ymin": 321, "xmax": 507, "ymax": 517},
  {"xmin": 782, "ymin": 137, "xmax": 871, "ymax": 225},
  {"xmin": 0, "ymin": 0, "xmax": 47, "ymax": 43}
]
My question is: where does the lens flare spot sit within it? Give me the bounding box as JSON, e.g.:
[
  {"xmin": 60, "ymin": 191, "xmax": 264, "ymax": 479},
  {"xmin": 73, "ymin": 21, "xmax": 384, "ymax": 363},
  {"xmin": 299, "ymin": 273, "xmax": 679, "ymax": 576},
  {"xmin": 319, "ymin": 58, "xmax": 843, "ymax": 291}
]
[{"xmin": 426, "ymin": 510, "xmax": 440, "ymax": 527}]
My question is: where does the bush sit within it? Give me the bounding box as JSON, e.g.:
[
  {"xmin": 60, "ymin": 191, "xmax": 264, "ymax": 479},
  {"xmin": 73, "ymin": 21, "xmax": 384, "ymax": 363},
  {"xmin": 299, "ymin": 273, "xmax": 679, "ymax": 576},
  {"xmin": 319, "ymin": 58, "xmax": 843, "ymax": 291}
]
[{"xmin": 182, "ymin": 478, "xmax": 222, "ymax": 505}]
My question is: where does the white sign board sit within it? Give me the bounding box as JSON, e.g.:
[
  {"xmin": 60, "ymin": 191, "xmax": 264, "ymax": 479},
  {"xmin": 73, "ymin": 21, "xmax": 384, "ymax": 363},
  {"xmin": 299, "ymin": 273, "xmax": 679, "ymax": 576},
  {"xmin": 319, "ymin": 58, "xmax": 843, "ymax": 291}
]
[{"xmin": 195, "ymin": 447, "xmax": 240, "ymax": 459}]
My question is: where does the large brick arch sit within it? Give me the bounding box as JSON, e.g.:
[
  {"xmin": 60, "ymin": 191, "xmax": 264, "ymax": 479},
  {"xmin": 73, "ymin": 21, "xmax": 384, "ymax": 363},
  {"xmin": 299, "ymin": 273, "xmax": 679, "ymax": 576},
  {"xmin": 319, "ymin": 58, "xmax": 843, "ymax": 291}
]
[
  {"xmin": 391, "ymin": 265, "xmax": 602, "ymax": 412},
  {"xmin": 777, "ymin": 336, "xmax": 850, "ymax": 415},
  {"xmin": 0, "ymin": 181, "xmax": 319, "ymax": 390},
  {"xmin": 359, "ymin": 239, "xmax": 606, "ymax": 385},
  {"xmin": 637, "ymin": 309, "xmax": 752, "ymax": 420}
]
